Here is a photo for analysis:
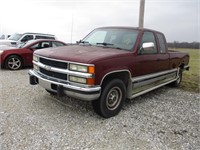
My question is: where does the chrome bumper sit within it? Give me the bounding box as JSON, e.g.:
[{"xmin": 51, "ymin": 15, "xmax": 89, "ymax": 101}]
[
  {"xmin": 183, "ymin": 65, "xmax": 190, "ymax": 71},
  {"xmin": 29, "ymin": 70, "xmax": 101, "ymax": 101}
]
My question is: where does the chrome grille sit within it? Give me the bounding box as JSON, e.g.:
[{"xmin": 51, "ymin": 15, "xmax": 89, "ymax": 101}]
[
  {"xmin": 40, "ymin": 68, "xmax": 67, "ymax": 80},
  {"xmin": 38, "ymin": 57, "xmax": 68, "ymax": 80},
  {"xmin": 40, "ymin": 57, "xmax": 68, "ymax": 69}
]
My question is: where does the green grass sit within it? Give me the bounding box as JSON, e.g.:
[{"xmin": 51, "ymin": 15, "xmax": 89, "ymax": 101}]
[{"xmin": 170, "ymin": 48, "xmax": 200, "ymax": 93}]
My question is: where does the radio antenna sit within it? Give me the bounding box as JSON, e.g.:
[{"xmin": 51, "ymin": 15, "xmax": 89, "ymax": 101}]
[{"xmin": 70, "ymin": 13, "xmax": 74, "ymax": 43}]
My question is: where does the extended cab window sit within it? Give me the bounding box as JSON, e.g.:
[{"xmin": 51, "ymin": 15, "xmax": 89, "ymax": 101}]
[
  {"xmin": 157, "ymin": 33, "xmax": 167, "ymax": 53},
  {"xmin": 139, "ymin": 31, "xmax": 157, "ymax": 54}
]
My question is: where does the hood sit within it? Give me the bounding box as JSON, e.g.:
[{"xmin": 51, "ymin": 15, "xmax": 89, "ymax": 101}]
[
  {"xmin": 0, "ymin": 46, "xmax": 17, "ymax": 50},
  {"xmin": 35, "ymin": 45, "xmax": 131, "ymax": 64},
  {"xmin": 0, "ymin": 39, "xmax": 17, "ymax": 46}
]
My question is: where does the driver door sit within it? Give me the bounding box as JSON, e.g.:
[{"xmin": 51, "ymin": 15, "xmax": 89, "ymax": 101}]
[{"xmin": 20, "ymin": 35, "xmax": 34, "ymax": 43}]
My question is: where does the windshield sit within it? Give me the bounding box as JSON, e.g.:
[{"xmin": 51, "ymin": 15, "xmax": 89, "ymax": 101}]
[
  {"xmin": 8, "ymin": 33, "xmax": 23, "ymax": 41},
  {"xmin": 82, "ymin": 28, "xmax": 139, "ymax": 51}
]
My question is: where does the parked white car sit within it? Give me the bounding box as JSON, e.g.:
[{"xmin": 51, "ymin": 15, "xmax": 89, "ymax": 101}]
[{"xmin": 0, "ymin": 33, "xmax": 56, "ymax": 47}]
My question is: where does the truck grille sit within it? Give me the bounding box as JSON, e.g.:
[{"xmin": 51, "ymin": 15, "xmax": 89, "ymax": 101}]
[
  {"xmin": 40, "ymin": 68, "xmax": 67, "ymax": 80},
  {"xmin": 37, "ymin": 57, "xmax": 68, "ymax": 80},
  {"xmin": 40, "ymin": 57, "xmax": 68, "ymax": 69}
]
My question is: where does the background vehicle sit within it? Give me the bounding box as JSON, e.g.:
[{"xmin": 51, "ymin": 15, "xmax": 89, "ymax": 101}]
[
  {"xmin": 0, "ymin": 34, "xmax": 10, "ymax": 39},
  {"xmin": 29, "ymin": 27, "xmax": 189, "ymax": 118},
  {"xmin": 0, "ymin": 33, "xmax": 56, "ymax": 47},
  {"xmin": 0, "ymin": 39, "xmax": 67, "ymax": 70}
]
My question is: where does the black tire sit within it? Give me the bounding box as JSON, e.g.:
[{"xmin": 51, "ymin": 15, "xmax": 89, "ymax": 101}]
[
  {"xmin": 5, "ymin": 55, "xmax": 22, "ymax": 70},
  {"xmin": 46, "ymin": 89, "xmax": 57, "ymax": 95},
  {"xmin": 92, "ymin": 79, "xmax": 126, "ymax": 118},
  {"xmin": 170, "ymin": 68, "xmax": 182, "ymax": 87}
]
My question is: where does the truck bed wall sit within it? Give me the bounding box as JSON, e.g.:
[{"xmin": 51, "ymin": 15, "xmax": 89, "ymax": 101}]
[{"xmin": 168, "ymin": 50, "xmax": 189, "ymax": 69}]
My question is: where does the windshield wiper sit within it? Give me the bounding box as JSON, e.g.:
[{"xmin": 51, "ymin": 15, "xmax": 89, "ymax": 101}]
[
  {"xmin": 96, "ymin": 42, "xmax": 114, "ymax": 46},
  {"xmin": 96, "ymin": 43, "xmax": 123, "ymax": 50},
  {"xmin": 113, "ymin": 46, "xmax": 122, "ymax": 50},
  {"xmin": 79, "ymin": 40, "xmax": 89, "ymax": 44},
  {"xmin": 78, "ymin": 40, "xmax": 91, "ymax": 46}
]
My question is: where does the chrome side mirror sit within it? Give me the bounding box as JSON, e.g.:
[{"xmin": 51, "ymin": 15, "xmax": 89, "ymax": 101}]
[
  {"xmin": 142, "ymin": 42, "xmax": 154, "ymax": 50},
  {"xmin": 138, "ymin": 42, "xmax": 155, "ymax": 54}
]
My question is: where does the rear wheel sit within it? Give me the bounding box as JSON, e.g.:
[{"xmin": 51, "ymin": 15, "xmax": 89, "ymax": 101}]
[
  {"xmin": 92, "ymin": 79, "xmax": 126, "ymax": 118},
  {"xmin": 170, "ymin": 68, "xmax": 182, "ymax": 87},
  {"xmin": 5, "ymin": 55, "xmax": 22, "ymax": 70}
]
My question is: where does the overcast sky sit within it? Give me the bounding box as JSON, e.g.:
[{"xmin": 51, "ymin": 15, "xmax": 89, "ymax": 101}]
[{"xmin": 0, "ymin": 0, "xmax": 199, "ymax": 42}]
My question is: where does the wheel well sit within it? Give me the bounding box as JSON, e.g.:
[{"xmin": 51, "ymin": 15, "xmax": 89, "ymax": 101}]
[
  {"xmin": 179, "ymin": 62, "xmax": 185, "ymax": 69},
  {"xmin": 101, "ymin": 71, "xmax": 131, "ymax": 88},
  {"xmin": 4, "ymin": 54, "xmax": 23, "ymax": 66}
]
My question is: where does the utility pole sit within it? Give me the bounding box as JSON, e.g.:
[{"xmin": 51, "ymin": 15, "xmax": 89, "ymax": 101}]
[{"xmin": 138, "ymin": 0, "xmax": 145, "ymax": 28}]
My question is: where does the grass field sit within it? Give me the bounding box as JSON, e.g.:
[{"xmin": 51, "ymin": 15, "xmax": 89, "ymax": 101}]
[{"xmin": 170, "ymin": 48, "xmax": 200, "ymax": 93}]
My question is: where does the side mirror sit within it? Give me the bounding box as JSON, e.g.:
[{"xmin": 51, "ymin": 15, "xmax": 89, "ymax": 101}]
[
  {"xmin": 76, "ymin": 40, "xmax": 81, "ymax": 44},
  {"xmin": 138, "ymin": 42, "xmax": 155, "ymax": 54},
  {"xmin": 142, "ymin": 42, "xmax": 154, "ymax": 50}
]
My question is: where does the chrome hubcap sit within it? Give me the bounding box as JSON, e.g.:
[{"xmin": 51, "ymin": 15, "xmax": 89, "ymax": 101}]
[{"xmin": 106, "ymin": 87, "xmax": 122, "ymax": 110}]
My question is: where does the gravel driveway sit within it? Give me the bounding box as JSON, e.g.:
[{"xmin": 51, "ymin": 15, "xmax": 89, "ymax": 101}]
[{"xmin": 0, "ymin": 69, "xmax": 199, "ymax": 150}]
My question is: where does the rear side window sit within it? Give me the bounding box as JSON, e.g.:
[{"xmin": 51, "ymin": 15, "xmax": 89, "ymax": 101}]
[{"xmin": 157, "ymin": 33, "xmax": 167, "ymax": 53}]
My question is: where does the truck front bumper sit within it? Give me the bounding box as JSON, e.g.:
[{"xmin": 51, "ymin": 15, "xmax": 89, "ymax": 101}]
[{"xmin": 29, "ymin": 70, "xmax": 101, "ymax": 101}]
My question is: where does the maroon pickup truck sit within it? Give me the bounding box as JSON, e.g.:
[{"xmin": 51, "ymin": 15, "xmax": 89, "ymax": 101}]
[{"xmin": 29, "ymin": 27, "xmax": 189, "ymax": 118}]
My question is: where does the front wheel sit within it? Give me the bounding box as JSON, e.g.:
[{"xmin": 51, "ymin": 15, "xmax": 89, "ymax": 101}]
[
  {"xmin": 92, "ymin": 79, "xmax": 126, "ymax": 118},
  {"xmin": 5, "ymin": 55, "xmax": 22, "ymax": 70}
]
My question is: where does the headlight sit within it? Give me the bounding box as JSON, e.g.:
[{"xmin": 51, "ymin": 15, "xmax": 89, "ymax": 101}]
[
  {"xmin": 69, "ymin": 76, "xmax": 87, "ymax": 84},
  {"xmin": 69, "ymin": 63, "xmax": 95, "ymax": 73},
  {"xmin": 69, "ymin": 76, "xmax": 94, "ymax": 85},
  {"xmin": 33, "ymin": 55, "xmax": 39, "ymax": 62},
  {"xmin": 69, "ymin": 63, "xmax": 95, "ymax": 85},
  {"xmin": 0, "ymin": 50, "xmax": 4, "ymax": 55},
  {"xmin": 69, "ymin": 64, "xmax": 87, "ymax": 72}
]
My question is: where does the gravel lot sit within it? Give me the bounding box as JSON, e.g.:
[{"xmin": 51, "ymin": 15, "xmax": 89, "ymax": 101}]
[{"xmin": 0, "ymin": 69, "xmax": 199, "ymax": 150}]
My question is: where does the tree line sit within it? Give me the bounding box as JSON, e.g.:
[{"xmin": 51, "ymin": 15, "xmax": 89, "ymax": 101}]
[{"xmin": 167, "ymin": 41, "xmax": 199, "ymax": 49}]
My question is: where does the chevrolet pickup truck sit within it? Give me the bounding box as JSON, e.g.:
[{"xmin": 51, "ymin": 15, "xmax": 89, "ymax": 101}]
[{"xmin": 29, "ymin": 27, "xmax": 189, "ymax": 118}]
